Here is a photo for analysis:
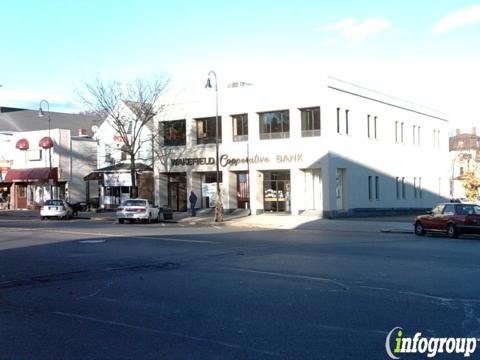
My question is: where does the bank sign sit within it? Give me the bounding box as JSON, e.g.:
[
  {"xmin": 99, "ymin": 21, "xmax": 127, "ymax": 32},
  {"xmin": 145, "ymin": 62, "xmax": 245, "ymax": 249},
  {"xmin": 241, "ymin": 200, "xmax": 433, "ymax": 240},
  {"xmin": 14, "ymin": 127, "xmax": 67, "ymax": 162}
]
[{"xmin": 170, "ymin": 153, "xmax": 304, "ymax": 167}]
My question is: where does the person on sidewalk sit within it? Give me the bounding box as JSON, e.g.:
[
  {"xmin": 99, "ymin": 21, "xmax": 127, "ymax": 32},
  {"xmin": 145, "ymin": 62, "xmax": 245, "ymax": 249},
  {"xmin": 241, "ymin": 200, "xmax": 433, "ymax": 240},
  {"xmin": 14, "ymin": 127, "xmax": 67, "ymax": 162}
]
[{"xmin": 189, "ymin": 191, "xmax": 197, "ymax": 217}]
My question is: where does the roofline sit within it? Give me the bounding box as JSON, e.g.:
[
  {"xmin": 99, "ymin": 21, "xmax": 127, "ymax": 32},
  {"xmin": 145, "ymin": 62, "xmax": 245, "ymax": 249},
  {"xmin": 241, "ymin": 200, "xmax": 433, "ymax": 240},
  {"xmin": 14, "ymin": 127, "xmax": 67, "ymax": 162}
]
[{"xmin": 327, "ymin": 85, "xmax": 449, "ymax": 122}]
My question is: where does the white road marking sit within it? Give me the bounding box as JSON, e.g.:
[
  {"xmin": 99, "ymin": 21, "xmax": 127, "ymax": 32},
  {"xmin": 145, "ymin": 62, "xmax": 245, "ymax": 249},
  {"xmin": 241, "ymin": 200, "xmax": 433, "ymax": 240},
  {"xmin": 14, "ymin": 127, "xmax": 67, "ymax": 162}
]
[
  {"xmin": 0, "ymin": 226, "xmax": 219, "ymax": 244},
  {"xmin": 76, "ymin": 281, "xmax": 114, "ymax": 300},
  {"xmin": 51, "ymin": 311, "xmax": 281, "ymax": 357},
  {"xmin": 224, "ymin": 267, "xmax": 350, "ymax": 290}
]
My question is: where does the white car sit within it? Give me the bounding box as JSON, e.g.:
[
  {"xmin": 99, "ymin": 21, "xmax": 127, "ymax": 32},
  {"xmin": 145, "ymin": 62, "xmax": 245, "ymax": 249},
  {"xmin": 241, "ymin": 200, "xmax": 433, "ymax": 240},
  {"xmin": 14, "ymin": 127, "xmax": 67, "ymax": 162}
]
[
  {"xmin": 40, "ymin": 199, "xmax": 73, "ymax": 220},
  {"xmin": 116, "ymin": 198, "xmax": 160, "ymax": 224}
]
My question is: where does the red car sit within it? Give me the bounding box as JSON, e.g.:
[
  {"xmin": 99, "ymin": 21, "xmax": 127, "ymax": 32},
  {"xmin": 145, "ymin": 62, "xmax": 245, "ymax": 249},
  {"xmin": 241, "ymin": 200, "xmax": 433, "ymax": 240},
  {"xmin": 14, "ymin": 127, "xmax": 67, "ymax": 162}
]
[{"xmin": 414, "ymin": 203, "xmax": 480, "ymax": 238}]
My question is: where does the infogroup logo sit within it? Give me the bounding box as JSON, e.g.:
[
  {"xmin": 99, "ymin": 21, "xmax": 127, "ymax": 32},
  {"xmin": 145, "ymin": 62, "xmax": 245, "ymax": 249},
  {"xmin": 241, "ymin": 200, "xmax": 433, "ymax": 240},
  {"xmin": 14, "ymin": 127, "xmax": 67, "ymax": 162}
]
[{"xmin": 385, "ymin": 327, "xmax": 478, "ymax": 359}]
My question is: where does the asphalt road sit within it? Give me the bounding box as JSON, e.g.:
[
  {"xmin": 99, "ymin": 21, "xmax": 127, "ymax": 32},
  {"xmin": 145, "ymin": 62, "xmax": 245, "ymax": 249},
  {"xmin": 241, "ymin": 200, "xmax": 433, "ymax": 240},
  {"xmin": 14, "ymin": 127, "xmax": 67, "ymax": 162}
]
[{"xmin": 0, "ymin": 216, "xmax": 479, "ymax": 359}]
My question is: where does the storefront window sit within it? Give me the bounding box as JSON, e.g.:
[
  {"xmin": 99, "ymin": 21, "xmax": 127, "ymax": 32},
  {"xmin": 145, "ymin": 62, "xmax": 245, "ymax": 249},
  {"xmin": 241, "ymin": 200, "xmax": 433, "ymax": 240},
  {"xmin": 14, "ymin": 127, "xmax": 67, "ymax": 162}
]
[
  {"xmin": 196, "ymin": 117, "xmax": 222, "ymax": 145},
  {"xmin": 263, "ymin": 171, "xmax": 290, "ymax": 212},
  {"xmin": 259, "ymin": 111, "xmax": 289, "ymax": 140}
]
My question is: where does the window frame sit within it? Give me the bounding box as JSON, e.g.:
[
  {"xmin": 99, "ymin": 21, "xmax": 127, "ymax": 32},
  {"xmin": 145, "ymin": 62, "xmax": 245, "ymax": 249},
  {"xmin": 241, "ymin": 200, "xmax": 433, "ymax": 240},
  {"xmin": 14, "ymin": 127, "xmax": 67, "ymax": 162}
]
[
  {"xmin": 195, "ymin": 116, "xmax": 222, "ymax": 145},
  {"xmin": 259, "ymin": 110, "xmax": 290, "ymax": 140},
  {"xmin": 232, "ymin": 113, "xmax": 248, "ymax": 142},
  {"xmin": 300, "ymin": 107, "xmax": 321, "ymax": 137},
  {"xmin": 161, "ymin": 119, "xmax": 186, "ymax": 146}
]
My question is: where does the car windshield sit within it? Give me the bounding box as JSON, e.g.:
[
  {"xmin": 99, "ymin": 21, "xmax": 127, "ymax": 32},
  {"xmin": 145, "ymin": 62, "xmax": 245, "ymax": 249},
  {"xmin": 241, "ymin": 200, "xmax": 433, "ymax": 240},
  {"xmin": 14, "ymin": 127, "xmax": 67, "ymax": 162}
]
[
  {"xmin": 122, "ymin": 200, "xmax": 147, "ymax": 207},
  {"xmin": 44, "ymin": 200, "xmax": 64, "ymax": 206}
]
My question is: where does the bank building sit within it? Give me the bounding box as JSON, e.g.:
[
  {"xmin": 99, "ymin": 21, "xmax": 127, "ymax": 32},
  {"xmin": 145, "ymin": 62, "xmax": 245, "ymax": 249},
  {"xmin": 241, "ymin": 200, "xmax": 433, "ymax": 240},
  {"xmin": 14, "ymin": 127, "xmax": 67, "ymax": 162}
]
[{"xmin": 96, "ymin": 76, "xmax": 450, "ymax": 218}]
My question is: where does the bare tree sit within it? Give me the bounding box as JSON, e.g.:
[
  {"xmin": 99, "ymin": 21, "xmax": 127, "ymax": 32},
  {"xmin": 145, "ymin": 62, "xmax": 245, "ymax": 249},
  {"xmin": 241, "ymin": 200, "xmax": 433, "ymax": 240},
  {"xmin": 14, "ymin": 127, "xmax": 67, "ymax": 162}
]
[{"xmin": 79, "ymin": 76, "xmax": 169, "ymax": 198}]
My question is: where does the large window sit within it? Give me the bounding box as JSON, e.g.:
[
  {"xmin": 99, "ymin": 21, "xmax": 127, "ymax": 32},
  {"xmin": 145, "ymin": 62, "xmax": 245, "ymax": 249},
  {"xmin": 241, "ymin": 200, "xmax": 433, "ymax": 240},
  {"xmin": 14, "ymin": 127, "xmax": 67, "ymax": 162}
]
[
  {"xmin": 232, "ymin": 114, "xmax": 248, "ymax": 142},
  {"xmin": 196, "ymin": 117, "xmax": 222, "ymax": 145},
  {"xmin": 300, "ymin": 107, "xmax": 321, "ymax": 137},
  {"xmin": 162, "ymin": 120, "xmax": 186, "ymax": 146},
  {"xmin": 259, "ymin": 110, "xmax": 289, "ymax": 140}
]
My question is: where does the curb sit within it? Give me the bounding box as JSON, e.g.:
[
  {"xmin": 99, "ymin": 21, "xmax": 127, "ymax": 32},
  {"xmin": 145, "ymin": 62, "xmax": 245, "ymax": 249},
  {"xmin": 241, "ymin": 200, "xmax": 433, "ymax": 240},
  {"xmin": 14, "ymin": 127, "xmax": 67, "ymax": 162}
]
[{"xmin": 380, "ymin": 228, "xmax": 413, "ymax": 234}]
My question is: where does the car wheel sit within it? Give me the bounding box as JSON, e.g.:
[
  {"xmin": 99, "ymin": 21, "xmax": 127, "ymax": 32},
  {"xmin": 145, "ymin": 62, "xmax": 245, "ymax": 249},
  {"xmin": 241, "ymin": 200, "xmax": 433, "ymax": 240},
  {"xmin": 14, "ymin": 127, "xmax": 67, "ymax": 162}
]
[
  {"xmin": 119, "ymin": 219, "xmax": 124, "ymax": 224},
  {"xmin": 414, "ymin": 221, "xmax": 425, "ymax": 236},
  {"xmin": 447, "ymin": 223, "xmax": 457, "ymax": 238},
  {"xmin": 40, "ymin": 216, "xmax": 45, "ymax": 221}
]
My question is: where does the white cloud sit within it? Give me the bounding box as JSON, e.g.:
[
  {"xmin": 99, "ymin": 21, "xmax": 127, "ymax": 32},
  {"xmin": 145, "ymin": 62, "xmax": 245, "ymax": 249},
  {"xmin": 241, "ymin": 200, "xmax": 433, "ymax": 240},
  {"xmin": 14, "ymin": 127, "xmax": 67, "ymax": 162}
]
[
  {"xmin": 317, "ymin": 17, "xmax": 391, "ymax": 44},
  {"xmin": 432, "ymin": 5, "xmax": 480, "ymax": 35}
]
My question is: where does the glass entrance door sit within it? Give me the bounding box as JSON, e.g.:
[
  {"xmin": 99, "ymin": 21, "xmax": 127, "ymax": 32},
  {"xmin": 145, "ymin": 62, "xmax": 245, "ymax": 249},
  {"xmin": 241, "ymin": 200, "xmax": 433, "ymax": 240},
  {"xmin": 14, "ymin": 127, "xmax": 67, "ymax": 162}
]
[
  {"xmin": 263, "ymin": 171, "xmax": 290, "ymax": 213},
  {"xmin": 168, "ymin": 173, "xmax": 187, "ymax": 211}
]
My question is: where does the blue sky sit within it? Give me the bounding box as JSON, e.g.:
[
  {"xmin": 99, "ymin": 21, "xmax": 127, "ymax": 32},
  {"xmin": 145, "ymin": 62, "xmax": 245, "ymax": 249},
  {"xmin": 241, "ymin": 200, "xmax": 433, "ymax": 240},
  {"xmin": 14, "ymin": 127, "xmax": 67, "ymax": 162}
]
[{"xmin": 1, "ymin": 1, "xmax": 479, "ymax": 129}]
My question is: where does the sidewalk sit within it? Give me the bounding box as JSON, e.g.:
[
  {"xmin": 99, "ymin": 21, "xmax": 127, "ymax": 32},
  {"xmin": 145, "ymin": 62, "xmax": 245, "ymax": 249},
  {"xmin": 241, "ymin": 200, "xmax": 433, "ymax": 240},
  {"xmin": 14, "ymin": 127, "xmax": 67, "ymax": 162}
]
[
  {"xmin": 0, "ymin": 209, "xmax": 415, "ymax": 233},
  {"xmin": 226, "ymin": 213, "xmax": 414, "ymax": 233},
  {"xmin": 177, "ymin": 210, "xmax": 414, "ymax": 233}
]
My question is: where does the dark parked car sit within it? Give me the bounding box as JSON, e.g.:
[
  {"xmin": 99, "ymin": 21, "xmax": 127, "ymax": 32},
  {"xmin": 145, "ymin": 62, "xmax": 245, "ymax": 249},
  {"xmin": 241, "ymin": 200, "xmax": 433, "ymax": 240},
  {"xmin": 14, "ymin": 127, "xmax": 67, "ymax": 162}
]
[
  {"xmin": 66, "ymin": 201, "xmax": 89, "ymax": 216},
  {"xmin": 414, "ymin": 203, "xmax": 480, "ymax": 238}
]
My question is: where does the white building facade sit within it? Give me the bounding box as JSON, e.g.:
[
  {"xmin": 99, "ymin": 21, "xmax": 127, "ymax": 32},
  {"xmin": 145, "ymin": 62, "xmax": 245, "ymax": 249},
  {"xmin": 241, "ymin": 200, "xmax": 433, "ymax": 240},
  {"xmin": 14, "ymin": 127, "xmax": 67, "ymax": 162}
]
[
  {"xmin": 91, "ymin": 100, "xmax": 155, "ymax": 208},
  {"xmin": 154, "ymin": 77, "xmax": 450, "ymax": 217},
  {"xmin": 6, "ymin": 128, "xmax": 97, "ymax": 209}
]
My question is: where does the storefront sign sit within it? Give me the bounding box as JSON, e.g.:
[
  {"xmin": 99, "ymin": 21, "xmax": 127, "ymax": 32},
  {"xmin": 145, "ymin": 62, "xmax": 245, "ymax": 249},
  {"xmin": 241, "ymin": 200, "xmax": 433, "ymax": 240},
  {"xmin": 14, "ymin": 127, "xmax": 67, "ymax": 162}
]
[
  {"xmin": 170, "ymin": 153, "xmax": 304, "ymax": 168},
  {"xmin": 220, "ymin": 154, "xmax": 270, "ymax": 167},
  {"xmin": 171, "ymin": 157, "xmax": 215, "ymax": 166},
  {"xmin": 104, "ymin": 173, "xmax": 132, "ymax": 187}
]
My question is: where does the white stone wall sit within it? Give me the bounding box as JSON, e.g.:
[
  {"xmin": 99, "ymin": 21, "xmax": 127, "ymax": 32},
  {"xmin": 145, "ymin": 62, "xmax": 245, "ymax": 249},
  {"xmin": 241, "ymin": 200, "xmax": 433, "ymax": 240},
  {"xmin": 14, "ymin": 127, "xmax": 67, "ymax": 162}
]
[{"xmin": 106, "ymin": 78, "xmax": 450, "ymax": 216}]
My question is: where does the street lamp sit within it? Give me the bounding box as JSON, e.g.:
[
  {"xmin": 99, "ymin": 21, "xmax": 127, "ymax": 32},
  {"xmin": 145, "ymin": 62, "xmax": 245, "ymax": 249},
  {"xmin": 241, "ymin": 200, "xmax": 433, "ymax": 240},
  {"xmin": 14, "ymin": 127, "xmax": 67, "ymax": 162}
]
[
  {"xmin": 38, "ymin": 100, "xmax": 53, "ymax": 200},
  {"xmin": 205, "ymin": 71, "xmax": 223, "ymax": 222}
]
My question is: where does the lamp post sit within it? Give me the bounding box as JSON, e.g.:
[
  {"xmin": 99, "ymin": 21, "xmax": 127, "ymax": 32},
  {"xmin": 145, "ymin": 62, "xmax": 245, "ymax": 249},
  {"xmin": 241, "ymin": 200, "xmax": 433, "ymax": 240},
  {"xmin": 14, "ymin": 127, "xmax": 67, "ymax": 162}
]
[
  {"xmin": 205, "ymin": 71, "xmax": 223, "ymax": 222},
  {"xmin": 38, "ymin": 100, "xmax": 53, "ymax": 200}
]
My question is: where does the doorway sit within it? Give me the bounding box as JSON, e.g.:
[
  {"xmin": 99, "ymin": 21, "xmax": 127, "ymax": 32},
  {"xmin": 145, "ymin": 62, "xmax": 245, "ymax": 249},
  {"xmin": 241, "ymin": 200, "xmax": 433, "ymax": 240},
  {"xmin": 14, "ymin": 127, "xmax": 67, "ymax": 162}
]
[
  {"xmin": 305, "ymin": 168, "xmax": 322, "ymax": 210},
  {"xmin": 263, "ymin": 171, "xmax": 290, "ymax": 213},
  {"xmin": 237, "ymin": 172, "xmax": 250, "ymax": 209},
  {"xmin": 336, "ymin": 168, "xmax": 346, "ymax": 210},
  {"xmin": 16, "ymin": 184, "xmax": 27, "ymax": 209},
  {"xmin": 168, "ymin": 173, "xmax": 187, "ymax": 211}
]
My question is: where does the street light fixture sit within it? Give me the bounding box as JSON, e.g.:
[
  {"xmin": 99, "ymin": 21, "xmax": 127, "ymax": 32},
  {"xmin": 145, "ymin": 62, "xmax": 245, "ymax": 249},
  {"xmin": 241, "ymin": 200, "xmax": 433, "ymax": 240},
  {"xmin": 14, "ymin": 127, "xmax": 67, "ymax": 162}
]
[
  {"xmin": 38, "ymin": 100, "xmax": 53, "ymax": 200},
  {"xmin": 205, "ymin": 71, "xmax": 223, "ymax": 222}
]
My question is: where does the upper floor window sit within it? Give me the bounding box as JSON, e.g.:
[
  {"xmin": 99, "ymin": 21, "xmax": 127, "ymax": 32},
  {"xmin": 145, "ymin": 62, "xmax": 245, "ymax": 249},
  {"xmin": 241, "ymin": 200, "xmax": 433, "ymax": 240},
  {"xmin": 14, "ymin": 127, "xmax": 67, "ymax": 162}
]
[
  {"xmin": 395, "ymin": 121, "xmax": 405, "ymax": 144},
  {"xmin": 232, "ymin": 114, "xmax": 248, "ymax": 142},
  {"xmin": 300, "ymin": 107, "xmax": 321, "ymax": 137},
  {"xmin": 337, "ymin": 107, "xmax": 349, "ymax": 135},
  {"xmin": 196, "ymin": 117, "xmax": 222, "ymax": 145},
  {"xmin": 121, "ymin": 149, "xmax": 128, "ymax": 161},
  {"xmin": 367, "ymin": 115, "xmax": 377, "ymax": 139},
  {"xmin": 161, "ymin": 120, "xmax": 186, "ymax": 146},
  {"xmin": 259, "ymin": 110, "xmax": 289, "ymax": 140}
]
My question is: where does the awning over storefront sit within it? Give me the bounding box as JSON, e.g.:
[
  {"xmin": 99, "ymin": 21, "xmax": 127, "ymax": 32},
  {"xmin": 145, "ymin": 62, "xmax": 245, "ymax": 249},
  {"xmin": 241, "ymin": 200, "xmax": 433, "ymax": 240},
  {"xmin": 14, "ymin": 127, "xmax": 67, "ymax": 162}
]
[
  {"xmin": 15, "ymin": 138, "xmax": 29, "ymax": 150},
  {"xmin": 4, "ymin": 167, "xmax": 58, "ymax": 183},
  {"xmin": 83, "ymin": 162, "xmax": 153, "ymax": 181}
]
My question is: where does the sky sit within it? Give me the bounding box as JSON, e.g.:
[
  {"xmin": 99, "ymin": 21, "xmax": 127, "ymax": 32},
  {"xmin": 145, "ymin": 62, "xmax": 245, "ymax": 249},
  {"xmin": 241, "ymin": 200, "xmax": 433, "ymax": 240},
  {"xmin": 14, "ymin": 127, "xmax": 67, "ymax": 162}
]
[{"xmin": 1, "ymin": 0, "xmax": 479, "ymax": 131}]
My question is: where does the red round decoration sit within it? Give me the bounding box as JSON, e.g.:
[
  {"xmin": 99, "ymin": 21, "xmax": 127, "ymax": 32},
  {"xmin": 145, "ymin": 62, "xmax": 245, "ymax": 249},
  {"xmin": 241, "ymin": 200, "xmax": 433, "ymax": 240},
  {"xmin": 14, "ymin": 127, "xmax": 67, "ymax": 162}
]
[
  {"xmin": 15, "ymin": 138, "xmax": 29, "ymax": 150},
  {"xmin": 39, "ymin": 136, "xmax": 54, "ymax": 149}
]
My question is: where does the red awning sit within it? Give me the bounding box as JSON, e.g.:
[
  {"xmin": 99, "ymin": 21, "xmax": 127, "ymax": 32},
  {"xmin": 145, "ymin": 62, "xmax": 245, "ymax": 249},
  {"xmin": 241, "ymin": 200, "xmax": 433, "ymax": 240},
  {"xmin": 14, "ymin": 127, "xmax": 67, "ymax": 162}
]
[
  {"xmin": 39, "ymin": 136, "xmax": 54, "ymax": 149},
  {"xmin": 15, "ymin": 138, "xmax": 29, "ymax": 150},
  {"xmin": 4, "ymin": 167, "xmax": 58, "ymax": 183}
]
